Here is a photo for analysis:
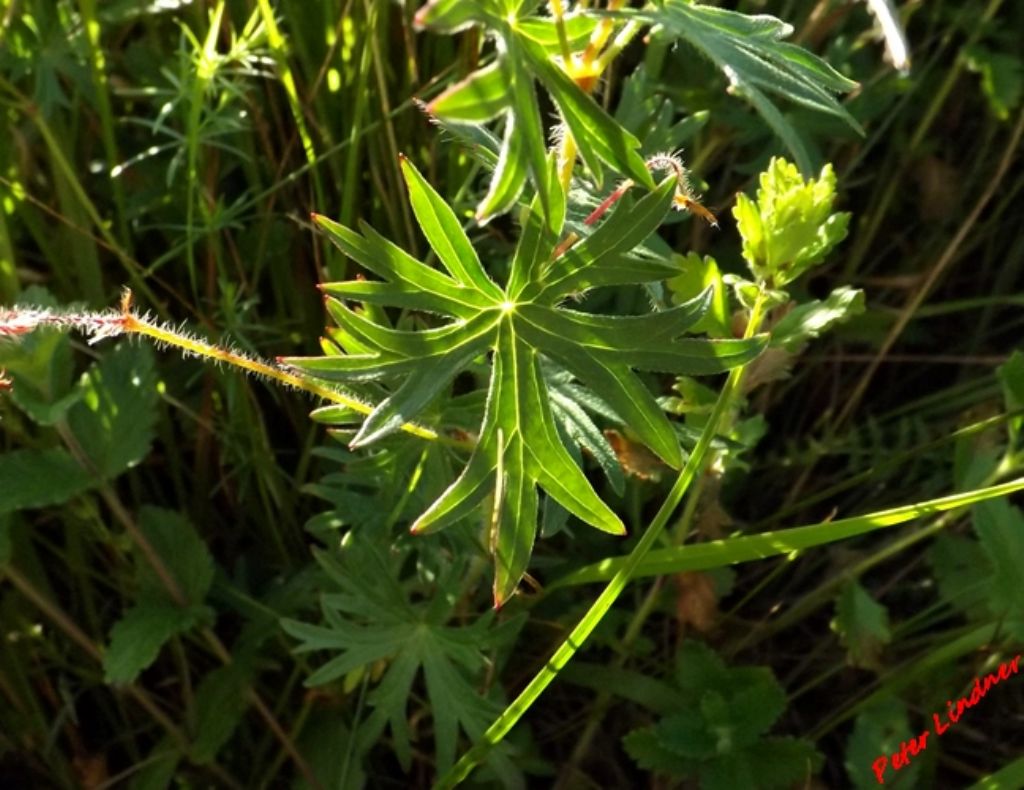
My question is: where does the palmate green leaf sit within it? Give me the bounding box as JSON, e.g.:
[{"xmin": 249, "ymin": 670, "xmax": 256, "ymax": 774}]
[
  {"xmin": 281, "ymin": 538, "xmax": 513, "ymax": 773},
  {"xmin": 288, "ymin": 159, "xmax": 765, "ymax": 605},
  {"xmin": 618, "ymin": 1, "xmax": 861, "ymax": 173}
]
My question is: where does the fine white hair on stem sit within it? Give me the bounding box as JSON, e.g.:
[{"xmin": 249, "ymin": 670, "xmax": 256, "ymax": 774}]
[{"xmin": 646, "ymin": 151, "xmax": 696, "ymax": 201}]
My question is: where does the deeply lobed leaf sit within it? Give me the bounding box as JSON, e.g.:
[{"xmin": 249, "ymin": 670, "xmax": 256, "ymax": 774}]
[{"xmin": 290, "ymin": 159, "xmax": 765, "ymax": 605}]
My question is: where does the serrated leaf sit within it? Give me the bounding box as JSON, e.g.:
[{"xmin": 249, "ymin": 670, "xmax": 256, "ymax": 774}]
[
  {"xmin": 699, "ymin": 753, "xmax": 756, "ymax": 790},
  {"xmin": 0, "ymin": 338, "xmax": 156, "ymax": 515},
  {"xmin": 0, "ymin": 321, "xmax": 80, "ymax": 425},
  {"xmin": 965, "ymin": 46, "xmax": 1023, "ymax": 121},
  {"xmin": 927, "ymin": 534, "xmax": 992, "ymax": 621},
  {"xmin": 104, "ymin": 599, "xmax": 211, "ymax": 684},
  {"xmin": 845, "ymin": 699, "xmax": 921, "ymax": 790},
  {"xmin": 831, "ymin": 581, "xmax": 891, "ymax": 670},
  {"xmin": 770, "ymin": 286, "xmax": 864, "ymax": 351},
  {"xmin": 656, "ymin": 709, "xmax": 719, "ymax": 759},
  {"xmin": 725, "ymin": 667, "xmax": 788, "ymax": 742},
  {"xmin": 973, "ymin": 499, "xmax": 1024, "ymax": 618},
  {"xmin": 733, "ymin": 157, "xmax": 849, "ymax": 286},
  {"xmin": 736, "ymin": 738, "xmax": 822, "ymax": 790},
  {"xmin": 0, "ymin": 288, "xmax": 78, "ymax": 424},
  {"xmin": 623, "ymin": 726, "xmax": 698, "ymax": 777},
  {"xmin": 0, "ymin": 448, "xmax": 95, "ymax": 514},
  {"xmin": 136, "ymin": 507, "xmax": 215, "ymax": 605},
  {"xmin": 625, "ymin": 640, "xmax": 815, "ymax": 786},
  {"xmin": 67, "ymin": 343, "xmax": 158, "ymax": 479},
  {"xmin": 189, "ymin": 664, "xmax": 252, "ymax": 764}
]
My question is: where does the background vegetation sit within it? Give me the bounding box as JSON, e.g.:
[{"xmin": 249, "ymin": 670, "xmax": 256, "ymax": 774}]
[{"xmin": 1, "ymin": 0, "xmax": 1022, "ymax": 787}]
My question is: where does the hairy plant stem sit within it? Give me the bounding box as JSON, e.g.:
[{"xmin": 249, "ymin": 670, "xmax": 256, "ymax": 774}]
[
  {"xmin": 0, "ymin": 293, "xmax": 470, "ymax": 448},
  {"xmin": 124, "ymin": 308, "xmax": 467, "ymax": 446},
  {"xmin": 436, "ymin": 290, "xmax": 770, "ymax": 788}
]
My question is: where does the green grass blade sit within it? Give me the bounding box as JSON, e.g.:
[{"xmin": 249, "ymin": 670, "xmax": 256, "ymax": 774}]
[{"xmin": 552, "ymin": 477, "xmax": 1024, "ymax": 587}]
